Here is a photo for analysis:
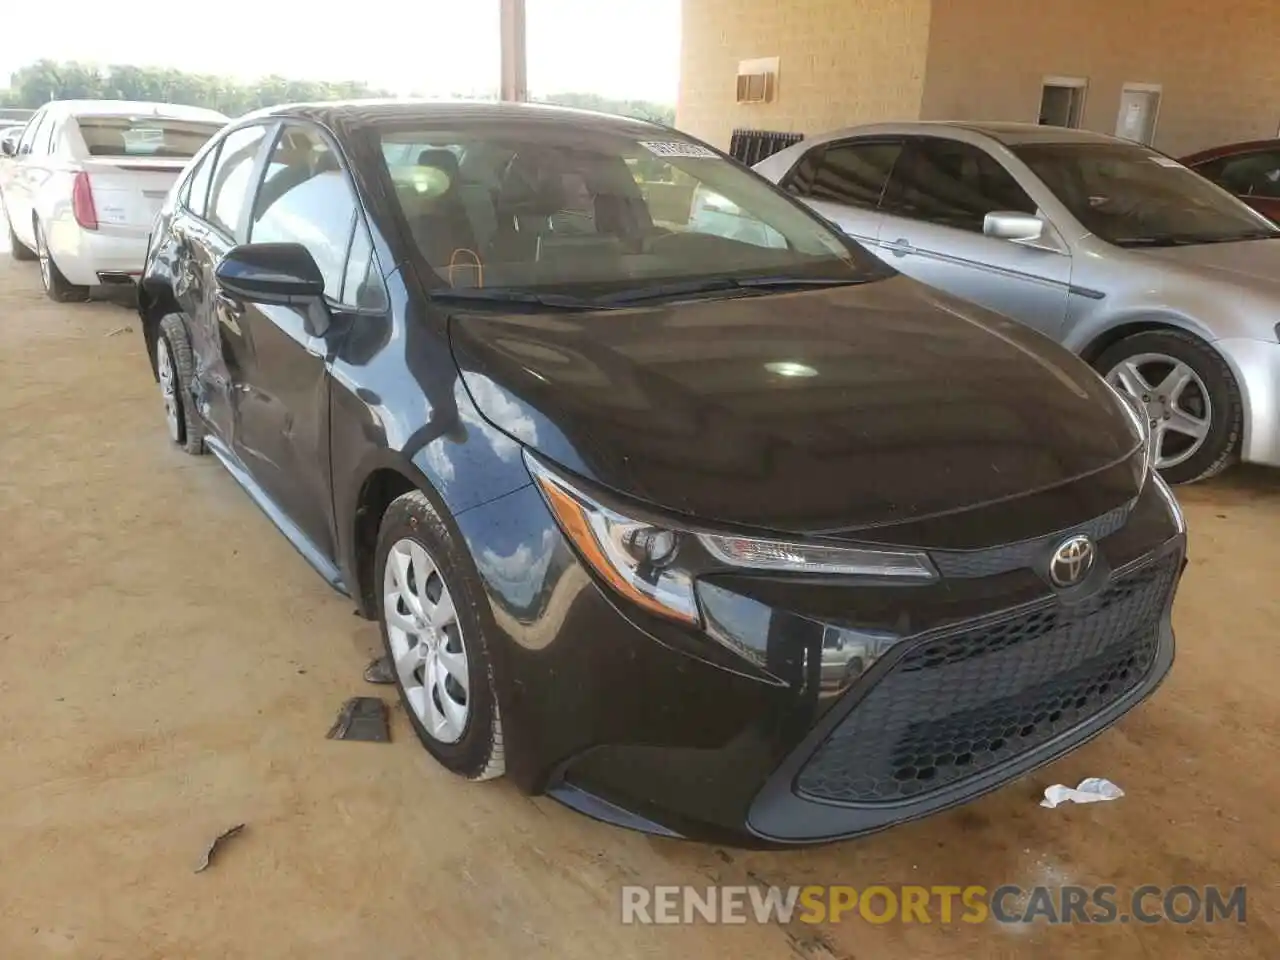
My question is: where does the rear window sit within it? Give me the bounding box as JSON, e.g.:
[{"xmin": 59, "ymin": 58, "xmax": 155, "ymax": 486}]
[{"xmin": 75, "ymin": 117, "xmax": 224, "ymax": 159}]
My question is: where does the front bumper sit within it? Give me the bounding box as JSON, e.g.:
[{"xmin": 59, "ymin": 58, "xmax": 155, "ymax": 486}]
[
  {"xmin": 453, "ymin": 479, "xmax": 1184, "ymax": 847},
  {"xmin": 1217, "ymin": 337, "xmax": 1280, "ymax": 468}
]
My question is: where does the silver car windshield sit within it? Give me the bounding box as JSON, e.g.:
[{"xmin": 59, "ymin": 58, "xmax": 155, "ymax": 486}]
[
  {"xmin": 375, "ymin": 123, "xmax": 889, "ymax": 301},
  {"xmin": 1014, "ymin": 142, "xmax": 1280, "ymax": 248}
]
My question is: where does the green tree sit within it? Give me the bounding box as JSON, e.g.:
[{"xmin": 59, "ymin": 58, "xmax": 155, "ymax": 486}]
[
  {"xmin": 540, "ymin": 91, "xmax": 675, "ymax": 125},
  {"xmin": 0, "ymin": 60, "xmax": 392, "ymax": 115}
]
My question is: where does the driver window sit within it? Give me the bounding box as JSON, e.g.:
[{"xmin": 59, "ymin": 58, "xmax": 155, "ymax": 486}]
[
  {"xmin": 884, "ymin": 138, "xmax": 1036, "ymax": 232},
  {"xmin": 250, "ymin": 124, "xmax": 359, "ymax": 300}
]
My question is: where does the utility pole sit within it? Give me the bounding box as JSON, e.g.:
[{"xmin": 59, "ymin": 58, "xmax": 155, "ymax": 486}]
[{"xmin": 499, "ymin": 0, "xmax": 528, "ymax": 102}]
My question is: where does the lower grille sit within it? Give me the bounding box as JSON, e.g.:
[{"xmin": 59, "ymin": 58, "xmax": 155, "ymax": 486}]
[{"xmin": 796, "ymin": 554, "xmax": 1179, "ymax": 805}]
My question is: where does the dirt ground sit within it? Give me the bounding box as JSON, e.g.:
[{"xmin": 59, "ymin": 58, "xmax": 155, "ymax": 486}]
[{"xmin": 1, "ymin": 235, "xmax": 1279, "ymax": 960}]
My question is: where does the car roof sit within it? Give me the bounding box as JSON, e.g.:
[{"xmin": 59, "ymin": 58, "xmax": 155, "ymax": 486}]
[
  {"xmin": 39, "ymin": 99, "xmax": 229, "ymax": 122},
  {"xmin": 801, "ymin": 120, "xmax": 1123, "ymax": 148},
  {"xmin": 238, "ymin": 98, "xmax": 670, "ymax": 137},
  {"xmin": 1181, "ymin": 138, "xmax": 1280, "ymax": 163}
]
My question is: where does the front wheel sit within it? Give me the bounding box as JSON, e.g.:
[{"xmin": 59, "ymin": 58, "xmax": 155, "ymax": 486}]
[
  {"xmin": 1096, "ymin": 329, "xmax": 1241, "ymax": 484},
  {"xmin": 375, "ymin": 490, "xmax": 505, "ymax": 781}
]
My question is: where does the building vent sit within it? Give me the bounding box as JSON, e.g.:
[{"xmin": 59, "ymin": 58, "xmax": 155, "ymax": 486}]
[
  {"xmin": 729, "ymin": 129, "xmax": 805, "ymax": 166},
  {"xmin": 736, "ymin": 57, "xmax": 779, "ymax": 104}
]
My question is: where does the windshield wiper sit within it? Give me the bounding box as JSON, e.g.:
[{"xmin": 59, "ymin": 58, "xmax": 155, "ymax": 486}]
[
  {"xmin": 428, "ymin": 288, "xmax": 597, "ymax": 310},
  {"xmin": 598, "ymin": 275, "xmax": 862, "ymax": 307}
]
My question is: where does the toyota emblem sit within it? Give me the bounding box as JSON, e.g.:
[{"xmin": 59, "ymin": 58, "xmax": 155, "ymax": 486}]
[{"xmin": 1049, "ymin": 535, "xmax": 1095, "ymax": 588}]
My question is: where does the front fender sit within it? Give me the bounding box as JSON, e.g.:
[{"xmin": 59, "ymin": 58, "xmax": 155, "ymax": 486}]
[{"xmin": 1216, "ymin": 337, "xmax": 1280, "ymax": 467}]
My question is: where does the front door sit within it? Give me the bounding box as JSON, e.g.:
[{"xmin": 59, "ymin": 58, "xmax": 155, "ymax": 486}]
[
  {"xmin": 1, "ymin": 110, "xmax": 49, "ymax": 248},
  {"xmin": 1115, "ymin": 87, "xmax": 1161, "ymax": 146},
  {"xmin": 213, "ymin": 121, "xmax": 369, "ymax": 562},
  {"xmin": 875, "ymin": 136, "xmax": 1072, "ymax": 340}
]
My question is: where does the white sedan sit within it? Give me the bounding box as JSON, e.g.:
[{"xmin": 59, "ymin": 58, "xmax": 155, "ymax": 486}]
[{"xmin": 0, "ymin": 100, "xmax": 227, "ymax": 301}]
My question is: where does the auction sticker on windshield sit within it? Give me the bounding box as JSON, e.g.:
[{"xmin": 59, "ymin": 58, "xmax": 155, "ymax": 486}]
[{"xmin": 640, "ymin": 141, "xmax": 719, "ymax": 159}]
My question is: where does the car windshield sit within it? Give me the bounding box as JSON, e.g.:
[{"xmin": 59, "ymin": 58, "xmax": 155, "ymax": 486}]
[
  {"xmin": 76, "ymin": 116, "xmax": 225, "ymax": 159},
  {"xmin": 1013, "ymin": 141, "xmax": 1280, "ymax": 247},
  {"xmin": 373, "ymin": 121, "xmax": 888, "ymax": 302}
]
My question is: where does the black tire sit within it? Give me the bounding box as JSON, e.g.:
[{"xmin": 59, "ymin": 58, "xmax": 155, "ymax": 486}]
[
  {"xmin": 375, "ymin": 490, "xmax": 505, "ymax": 781},
  {"xmin": 1094, "ymin": 329, "xmax": 1241, "ymax": 484},
  {"xmin": 158, "ymin": 314, "xmax": 206, "ymax": 455},
  {"xmin": 34, "ymin": 219, "xmax": 89, "ymax": 302},
  {"xmin": 8, "ymin": 220, "xmax": 36, "ymax": 261}
]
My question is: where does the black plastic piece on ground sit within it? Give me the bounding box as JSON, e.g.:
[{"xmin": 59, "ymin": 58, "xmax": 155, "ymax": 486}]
[
  {"xmin": 326, "ymin": 697, "xmax": 390, "ymax": 742},
  {"xmin": 363, "ymin": 656, "xmax": 397, "ymax": 685}
]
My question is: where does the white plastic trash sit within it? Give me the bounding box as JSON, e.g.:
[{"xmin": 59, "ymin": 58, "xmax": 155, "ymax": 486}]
[{"xmin": 1040, "ymin": 777, "xmax": 1125, "ymax": 809}]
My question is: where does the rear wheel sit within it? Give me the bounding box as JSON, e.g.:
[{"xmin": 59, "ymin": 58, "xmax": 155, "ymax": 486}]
[
  {"xmin": 34, "ymin": 219, "xmax": 89, "ymax": 303},
  {"xmin": 157, "ymin": 314, "xmax": 206, "ymax": 455},
  {"xmin": 1096, "ymin": 329, "xmax": 1241, "ymax": 484}
]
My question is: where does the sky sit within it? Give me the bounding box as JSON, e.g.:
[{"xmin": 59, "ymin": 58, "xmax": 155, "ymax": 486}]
[{"xmin": 2, "ymin": 0, "xmax": 682, "ymax": 102}]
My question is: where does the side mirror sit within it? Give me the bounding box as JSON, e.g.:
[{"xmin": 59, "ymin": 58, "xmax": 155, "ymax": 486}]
[
  {"xmin": 984, "ymin": 211, "xmax": 1045, "ymax": 243},
  {"xmin": 215, "ymin": 242, "xmax": 330, "ymax": 336},
  {"xmin": 216, "ymin": 242, "xmax": 325, "ymax": 303},
  {"xmin": 0, "ymin": 137, "xmax": 15, "ymax": 157}
]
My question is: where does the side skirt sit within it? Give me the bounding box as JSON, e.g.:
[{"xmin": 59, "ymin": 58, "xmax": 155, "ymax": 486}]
[{"xmin": 205, "ymin": 435, "xmax": 349, "ymax": 596}]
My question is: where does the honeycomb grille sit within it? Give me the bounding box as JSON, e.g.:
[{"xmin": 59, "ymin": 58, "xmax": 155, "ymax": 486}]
[
  {"xmin": 930, "ymin": 503, "xmax": 1132, "ymax": 579},
  {"xmin": 795, "ymin": 555, "xmax": 1178, "ymax": 805}
]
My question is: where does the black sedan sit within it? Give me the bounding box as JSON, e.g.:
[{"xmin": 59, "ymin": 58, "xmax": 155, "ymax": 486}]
[{"xmin": 136, "ymin": 100, "xmax": 1185, "ymax": 846}]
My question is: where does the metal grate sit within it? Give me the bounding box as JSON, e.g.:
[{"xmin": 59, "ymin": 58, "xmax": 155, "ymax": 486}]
[
  {"xmin": 796, "ymin": 555, "xmax": 1179, "ymax": 804},
  {"xmin": 728, "ymin": 129, "xmax": 805, "ymax": 167}
]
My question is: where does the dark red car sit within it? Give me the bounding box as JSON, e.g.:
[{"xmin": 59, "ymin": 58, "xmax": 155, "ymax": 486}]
[{"xmin": 1182, "ymin": 139, "xmax": 1280, "ymax": 222}]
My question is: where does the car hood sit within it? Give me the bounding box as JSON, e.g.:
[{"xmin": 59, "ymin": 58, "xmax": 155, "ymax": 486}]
[
  {"xmin": 1134, "ymin": 238, "xmax": 1280, "ymax": 292},
  {"xmin": 448, "ymin": 277, "xmax": 1140, "ymax": 540}
]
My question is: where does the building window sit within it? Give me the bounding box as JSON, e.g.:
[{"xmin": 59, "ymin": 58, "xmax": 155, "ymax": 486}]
[
  {"xmin": 736, "ymin": 57, "xmax": 779, "ymax": 104},
  {"xmin": 1039, "ymin": 77, "xmax": 1088, "ymax": 128}
]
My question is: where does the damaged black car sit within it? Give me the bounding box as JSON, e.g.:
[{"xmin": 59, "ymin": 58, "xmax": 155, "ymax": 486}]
[{"xmin": 136, "ymin": 101, "xmax": 1185, "ymax": 845}]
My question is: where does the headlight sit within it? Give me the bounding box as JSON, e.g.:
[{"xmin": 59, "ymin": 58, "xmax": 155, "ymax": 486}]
[
  {"xmin": 525, "ymin": 453, "xmax": 938, "ymax": 627},
  {"xmin": 1152, "ymin": 472, "xmax": 1186, "ymax": 534},
  {"xmin": 1107, "ymin": 380, "xmax": 1153, "ymax": 486},
  {"xmin": 698, "ymin": 535, "xmax": 935, "ymax": 578}
]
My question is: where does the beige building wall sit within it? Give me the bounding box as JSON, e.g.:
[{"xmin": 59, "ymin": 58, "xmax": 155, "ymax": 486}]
[
  {"xmin": 677, "ymin": 0, "xmax": 933, "ymax": 149},
  {"xmin": 678, "ymin": 0, "xmax": 1280, "ymax": 157},
  {"xmin": 920, "ymin": 0, "xmax": 1280, "ymax": 156}
]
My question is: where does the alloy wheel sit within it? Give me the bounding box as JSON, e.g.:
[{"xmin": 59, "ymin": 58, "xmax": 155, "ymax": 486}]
[
  {"xmin": 1106, "ymin": 352, "xmax": 1212, "ymax": 470},
  {"xmin": 35, "ymin": 223, "xmax": 51, "ymax": 292},
  {"xmin": 157, "ymin": 337, "xmax": 180, "ymax": 442},
  {"xmin": 382, "ymin": 537, "xmax": 470, "ymax": 744}
]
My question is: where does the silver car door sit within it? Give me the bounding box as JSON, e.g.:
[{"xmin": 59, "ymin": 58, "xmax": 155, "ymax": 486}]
[
  {"xmin": 777, "ymin": 137, "xmax": 903, "ymax": 252},
  {"xmin": 876, "ymin": 136, "xmax": 1072, "ymax": 340}
]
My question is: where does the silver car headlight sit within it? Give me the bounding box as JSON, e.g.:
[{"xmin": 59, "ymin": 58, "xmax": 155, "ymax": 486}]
[{"xmin": 525, "ymin": 452, "xmax": 938, "ymax": 626}]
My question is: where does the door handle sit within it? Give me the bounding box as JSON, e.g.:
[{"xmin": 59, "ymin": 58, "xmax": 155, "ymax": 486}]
[{"xmin": 885, "ymin": 238, "xmax": 914, "ymax": 258}]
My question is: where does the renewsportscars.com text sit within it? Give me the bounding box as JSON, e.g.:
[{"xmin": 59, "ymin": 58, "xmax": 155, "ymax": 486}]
[{"xmin": 620, "ymin": 884, "xmax": 1247, "ymax": 926}]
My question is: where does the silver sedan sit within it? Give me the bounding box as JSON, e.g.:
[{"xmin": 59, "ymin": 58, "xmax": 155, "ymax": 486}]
[{"xmin": 755, "ymin": 122, "xmax": 1280, "ymax": 483}]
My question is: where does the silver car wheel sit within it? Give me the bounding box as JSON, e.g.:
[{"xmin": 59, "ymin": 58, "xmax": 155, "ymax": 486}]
[
  {"xmin": 1107, "ymin": 352, "xmax": 1212, "ymax": 470},
  {"xmin": 382, "ymin": 537, "xmax": 470, "ymax": 744},
  {"xmin": 36, "ymin": 223, "xmax": 51, "ymax": 291},
  {"xmin": 157, "ymin": 337, "xmax": 180, "ymax": 442}
]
